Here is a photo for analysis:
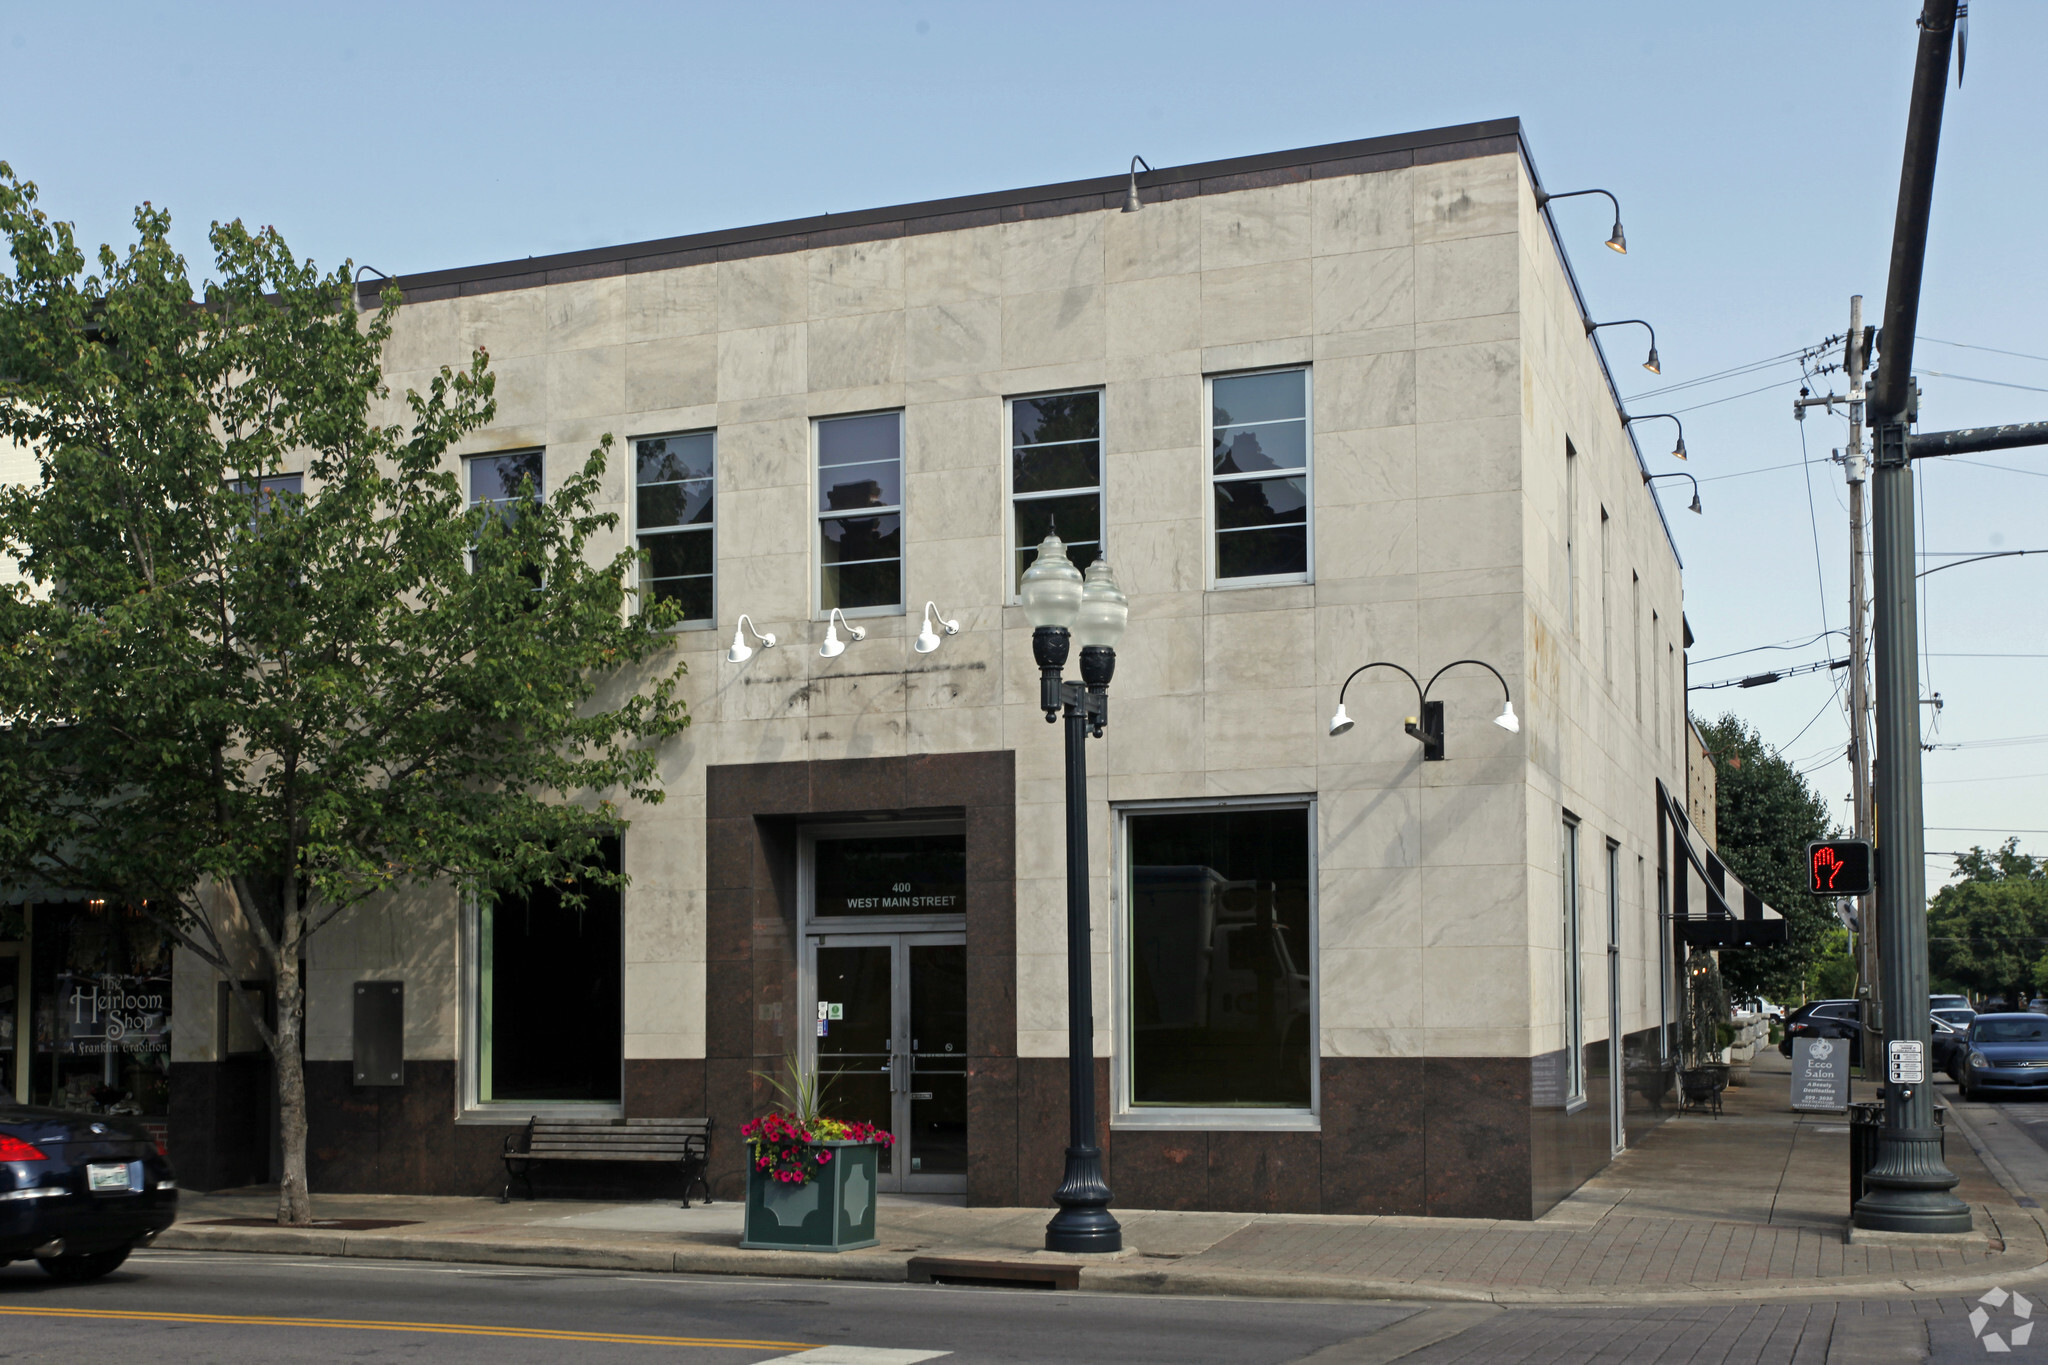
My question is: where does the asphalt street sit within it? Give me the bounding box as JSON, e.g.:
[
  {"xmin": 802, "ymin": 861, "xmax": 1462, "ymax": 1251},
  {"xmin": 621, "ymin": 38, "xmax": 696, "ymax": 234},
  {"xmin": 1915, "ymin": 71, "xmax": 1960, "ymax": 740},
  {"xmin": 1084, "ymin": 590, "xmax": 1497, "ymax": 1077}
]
[
  {"xmin": 0, "ymin": 1250, "xmax": 1425, "ymax": 1364},
  {"xmin": 0, "ymin": 1248, "xmax": 2014, "ymax": 1365}
]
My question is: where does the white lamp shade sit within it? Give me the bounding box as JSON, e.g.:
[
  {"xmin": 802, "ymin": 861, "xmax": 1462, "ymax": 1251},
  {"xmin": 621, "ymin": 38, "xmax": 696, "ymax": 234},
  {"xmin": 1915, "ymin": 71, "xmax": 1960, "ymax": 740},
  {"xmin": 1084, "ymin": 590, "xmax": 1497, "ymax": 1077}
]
[
  {"xmin": 819, "ymin": 624, "xmax": 846, "ymax": 658},
  {"xmin": 914, "ymin": 625, "xmax": 941, "ymax": 654},
  {"xmin": 1018, "ymin": 533, "xmax": 1083, "ymax": 629},
  {"xmin": 1495, "ymin": 700, "xmax": 1519, "ymax": 733},
  {"xmin": 1073, "ymin": 560, "xmax": 1128, "ymax": 649},
  {"xmin": 1328, "ymin": 703, "xmax": 1354, "ymax": 737},
  {"xmin": 726, "ymin": 626, "xmax": 753, "ymax": 664}
]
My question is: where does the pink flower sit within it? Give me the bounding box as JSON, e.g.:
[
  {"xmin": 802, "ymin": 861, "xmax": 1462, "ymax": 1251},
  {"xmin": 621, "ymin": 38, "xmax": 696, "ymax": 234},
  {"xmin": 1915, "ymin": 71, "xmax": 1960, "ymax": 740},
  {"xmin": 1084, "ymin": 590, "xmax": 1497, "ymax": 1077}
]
[{"xmin": 817, "ymin": 1150, "xmax": 832, "ymax": 1164}]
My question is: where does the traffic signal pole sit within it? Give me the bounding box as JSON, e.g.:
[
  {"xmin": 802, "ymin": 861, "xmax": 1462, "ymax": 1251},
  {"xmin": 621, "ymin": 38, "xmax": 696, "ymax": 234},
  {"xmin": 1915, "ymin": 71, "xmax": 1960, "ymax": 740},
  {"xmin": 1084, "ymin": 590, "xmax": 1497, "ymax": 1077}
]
[
  {"xmin": 1844, "ymin": 297, "xmax": 1880, "ymax": 1074},
  {"xmin": 1853, "ymin": 0, "xmax": 1970, "ymax": 1234}
]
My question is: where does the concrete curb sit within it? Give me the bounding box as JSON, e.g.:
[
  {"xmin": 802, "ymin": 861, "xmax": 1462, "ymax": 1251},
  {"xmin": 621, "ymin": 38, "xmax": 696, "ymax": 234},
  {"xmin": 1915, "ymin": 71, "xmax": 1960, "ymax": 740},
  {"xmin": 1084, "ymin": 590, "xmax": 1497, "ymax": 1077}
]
[{"xmin": 150, "ymin": 1222, "xmax": 2048, "ymax": 1307}]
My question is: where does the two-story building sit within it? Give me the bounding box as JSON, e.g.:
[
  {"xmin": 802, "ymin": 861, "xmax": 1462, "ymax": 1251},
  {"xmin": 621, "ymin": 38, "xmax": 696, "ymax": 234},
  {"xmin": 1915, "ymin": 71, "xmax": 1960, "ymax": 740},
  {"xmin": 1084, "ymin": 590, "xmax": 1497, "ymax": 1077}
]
[{"xmin": 140, "ymin": 116, "xmax": 1747, "ymax": 1218}]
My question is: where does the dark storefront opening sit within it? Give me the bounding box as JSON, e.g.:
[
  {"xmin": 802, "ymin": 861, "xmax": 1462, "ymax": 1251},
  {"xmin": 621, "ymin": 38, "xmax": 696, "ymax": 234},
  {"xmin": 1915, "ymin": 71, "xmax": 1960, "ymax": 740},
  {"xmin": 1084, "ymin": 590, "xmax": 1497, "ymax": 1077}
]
[
  {"xmin": 3, "ymin": 902, "xmax": 175, "ymax": 1124},
  {"xmin": 478, "ymin": 839, "xmax": 623, "ymax": 1104},
  {"xmin": 1127, "ymin": 806, "xmax": 1313, "ymax": 1110}
]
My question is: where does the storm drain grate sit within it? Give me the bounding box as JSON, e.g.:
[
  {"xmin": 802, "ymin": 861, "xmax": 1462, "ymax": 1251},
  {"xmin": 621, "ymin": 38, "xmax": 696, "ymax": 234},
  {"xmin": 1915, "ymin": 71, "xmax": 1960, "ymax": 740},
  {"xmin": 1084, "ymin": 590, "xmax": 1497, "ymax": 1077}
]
[{"xmin": 906, "ymin": 1256, "xmax": 1078, "ymax": 1290}]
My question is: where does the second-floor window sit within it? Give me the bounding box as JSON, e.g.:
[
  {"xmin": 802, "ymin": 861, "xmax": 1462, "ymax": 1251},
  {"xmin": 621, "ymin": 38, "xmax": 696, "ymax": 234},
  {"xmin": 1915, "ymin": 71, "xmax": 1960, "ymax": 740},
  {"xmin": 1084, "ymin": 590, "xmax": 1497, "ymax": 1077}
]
[
  {"xmin": 634, "ymin": 431, "xmax": 714, "ymax": 625},
  {"xmin": 1009, "ymin": 390, "xmax": 1101, "ymax": 593},
  {"xmin": 1210, "ymin": 369, "xmax": 1310, "ymax": 583},
  {"xmin": 816, "ymin": 412, "xmax": 902, "ymax": 614},
  {"xmin": 465, "ymin": 450, "xmax": 542, "ymax": 573}
]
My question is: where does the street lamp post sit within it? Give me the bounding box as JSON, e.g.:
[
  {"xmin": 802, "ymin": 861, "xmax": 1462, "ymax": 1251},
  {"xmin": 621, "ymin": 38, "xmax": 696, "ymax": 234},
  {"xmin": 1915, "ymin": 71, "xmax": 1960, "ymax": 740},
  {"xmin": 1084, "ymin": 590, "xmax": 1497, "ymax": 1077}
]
[{"xmin": 1018, "ymin": 532, "xmax": 1128, "ymax": 1255}]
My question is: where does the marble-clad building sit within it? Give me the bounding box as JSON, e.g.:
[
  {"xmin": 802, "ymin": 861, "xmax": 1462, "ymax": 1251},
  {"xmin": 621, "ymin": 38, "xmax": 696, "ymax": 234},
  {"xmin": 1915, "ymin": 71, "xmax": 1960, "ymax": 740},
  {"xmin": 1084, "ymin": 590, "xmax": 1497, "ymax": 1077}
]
[{"xmin": 154, "ymin": 117, "xmax": 1715, "ymax": 1217}]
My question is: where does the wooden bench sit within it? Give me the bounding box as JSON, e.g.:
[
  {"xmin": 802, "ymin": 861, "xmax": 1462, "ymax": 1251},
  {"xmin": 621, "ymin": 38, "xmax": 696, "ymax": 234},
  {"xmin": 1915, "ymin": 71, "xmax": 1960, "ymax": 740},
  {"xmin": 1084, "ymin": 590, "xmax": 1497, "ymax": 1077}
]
[{"xmin": 500, "ymin": 1117, "xmax": 712, "ymax": 1206}]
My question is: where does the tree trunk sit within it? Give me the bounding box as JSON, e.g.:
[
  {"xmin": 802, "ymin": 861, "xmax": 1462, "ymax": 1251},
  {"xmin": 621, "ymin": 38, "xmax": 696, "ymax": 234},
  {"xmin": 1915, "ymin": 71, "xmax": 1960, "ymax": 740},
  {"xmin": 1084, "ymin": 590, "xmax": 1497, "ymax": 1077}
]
[{"xmin": 272, "ymin": 934, "xmax": 313, "ymax": 1226}]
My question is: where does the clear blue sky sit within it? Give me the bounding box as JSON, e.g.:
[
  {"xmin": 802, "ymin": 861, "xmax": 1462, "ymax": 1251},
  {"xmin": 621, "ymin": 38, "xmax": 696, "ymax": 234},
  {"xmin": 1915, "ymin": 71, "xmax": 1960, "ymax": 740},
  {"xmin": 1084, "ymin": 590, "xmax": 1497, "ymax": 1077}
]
[{"xmin": 5, "ymin": 1, "xmax": 2044, "ymax": 878}]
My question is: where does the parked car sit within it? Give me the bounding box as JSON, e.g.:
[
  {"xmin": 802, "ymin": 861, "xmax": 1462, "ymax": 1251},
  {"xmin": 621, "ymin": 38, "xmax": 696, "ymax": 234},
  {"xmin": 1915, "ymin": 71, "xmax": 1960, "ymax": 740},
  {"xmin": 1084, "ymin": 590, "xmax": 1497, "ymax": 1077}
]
[
  {"xmin": 1779, "ymin": 999, "xmax": 1863, "ymax": 1066},
  {"xmin": 0, "ymin": 1100, "xmax": 176, "ymax": 1280},
  {"xmin": 1958, "ymin": 1014, "xmax": 2048, "ymax": 1101},
  {"xmin": 1932, "ymin": 1013, "xmax": 1972, "ymax": 1077},
  {"xmin": 1931, "ymin": 994, "xmax": 1972, "ymax": 1014}
]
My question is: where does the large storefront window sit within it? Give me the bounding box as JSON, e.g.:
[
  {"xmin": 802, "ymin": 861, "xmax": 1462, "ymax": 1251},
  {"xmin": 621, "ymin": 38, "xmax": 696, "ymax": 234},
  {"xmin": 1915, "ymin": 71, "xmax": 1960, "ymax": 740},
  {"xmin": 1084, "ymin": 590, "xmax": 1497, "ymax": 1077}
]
[
  {"xmin": 11, "ymin": 902, "xmax": 174, "ymax": 1118},
  {"xmin": 1122, "ymin": 804, "xmax": 1315, "ymax": 1117},
  {"xmin": 476, "ymin": 841, "xmax": 622, "ymax": 1105}
]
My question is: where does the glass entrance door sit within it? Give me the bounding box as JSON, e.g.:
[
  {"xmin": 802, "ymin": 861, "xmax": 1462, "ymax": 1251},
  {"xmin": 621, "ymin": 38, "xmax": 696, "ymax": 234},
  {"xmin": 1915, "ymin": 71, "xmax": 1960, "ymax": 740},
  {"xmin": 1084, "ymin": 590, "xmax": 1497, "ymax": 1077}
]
[{"xmin": 810, "ymin": 935, "xmax": 966, "ymax": 1194}]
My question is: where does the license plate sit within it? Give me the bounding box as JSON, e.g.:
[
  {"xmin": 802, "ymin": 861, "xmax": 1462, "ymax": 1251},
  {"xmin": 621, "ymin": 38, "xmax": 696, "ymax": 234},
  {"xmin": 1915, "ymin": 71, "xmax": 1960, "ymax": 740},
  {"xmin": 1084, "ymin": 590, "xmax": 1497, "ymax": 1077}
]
[{"xmin": 87, "ymin": 1163, "xmax": 133, "ymax": 1192}]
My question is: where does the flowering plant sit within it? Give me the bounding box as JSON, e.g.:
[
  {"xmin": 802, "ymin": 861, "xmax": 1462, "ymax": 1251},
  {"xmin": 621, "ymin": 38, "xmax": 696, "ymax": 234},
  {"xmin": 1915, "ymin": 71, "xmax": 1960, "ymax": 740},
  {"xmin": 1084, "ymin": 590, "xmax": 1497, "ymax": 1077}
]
[
  {"xmin": 744, "ymin": 1051, "xmax": 895, "ymax": 1186},
  {"xmin": 741, "ymin": 1112, "xmax": 895, "ymax": 1186}
]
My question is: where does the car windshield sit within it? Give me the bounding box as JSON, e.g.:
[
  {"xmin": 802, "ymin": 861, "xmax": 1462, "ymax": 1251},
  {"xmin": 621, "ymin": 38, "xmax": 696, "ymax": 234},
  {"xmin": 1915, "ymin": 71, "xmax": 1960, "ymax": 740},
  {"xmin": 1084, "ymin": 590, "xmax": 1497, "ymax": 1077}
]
[{"xmin": 1973, "ymin": 1018, "xmax": 2048, "ymax": 1043}]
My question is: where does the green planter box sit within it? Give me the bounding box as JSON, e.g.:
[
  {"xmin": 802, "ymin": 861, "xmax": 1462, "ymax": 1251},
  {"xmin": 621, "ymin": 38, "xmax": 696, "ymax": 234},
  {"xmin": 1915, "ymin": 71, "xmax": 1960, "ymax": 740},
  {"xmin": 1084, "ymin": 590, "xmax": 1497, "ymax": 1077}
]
[{"xmin": 740, "ymin": 1140, "xmax": 881, "ymax": 1252}]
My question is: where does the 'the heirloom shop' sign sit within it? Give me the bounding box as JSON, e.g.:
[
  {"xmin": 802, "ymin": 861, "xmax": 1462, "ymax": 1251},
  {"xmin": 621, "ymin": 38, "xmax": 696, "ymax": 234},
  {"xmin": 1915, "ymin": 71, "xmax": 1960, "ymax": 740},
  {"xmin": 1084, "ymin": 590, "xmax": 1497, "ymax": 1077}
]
[
  {"xmin": 813, "ymin": 833, "xmax": 966, "ymax": 917},
  {"xmin": 62, "ymin": 973, "xmax": 171, "ymax": 1055}
]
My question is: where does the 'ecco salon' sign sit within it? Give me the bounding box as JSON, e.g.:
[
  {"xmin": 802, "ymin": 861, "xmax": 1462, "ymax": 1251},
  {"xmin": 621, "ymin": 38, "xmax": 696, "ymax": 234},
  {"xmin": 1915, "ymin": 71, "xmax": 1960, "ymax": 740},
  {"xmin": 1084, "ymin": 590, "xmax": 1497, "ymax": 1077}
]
[{"xmin": 63, "ymin": 973, "xmax": 171, "ymax": 1055}]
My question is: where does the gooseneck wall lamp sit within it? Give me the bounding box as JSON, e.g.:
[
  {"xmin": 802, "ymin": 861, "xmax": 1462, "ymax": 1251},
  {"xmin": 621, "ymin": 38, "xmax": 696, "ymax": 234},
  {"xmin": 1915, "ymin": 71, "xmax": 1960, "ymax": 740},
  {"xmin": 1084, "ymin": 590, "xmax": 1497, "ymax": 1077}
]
[
  {"xmin": 1122, "ymin": 155, "xmax": 1153, "ymax": 213},
  {"xmin": 1017, "ymin": 533, "xmax": 1128, "ymax": 1253},
  {"xmin": 1644, "ymin": 470, "xmax": 1703, "ymax": 515},
  {"xmin": 1536, "ymin": 187, "xmax": 1627, "ymax": 254},
  {"xmin": 1586, "ymin": 318, "xmax": 1660, "ymax": 375},
  {"xmin": 914, "ymin": 602, "xmax": 961, "ymax": 655},
  {"xmin": 1328, "ymin": 659, "xmax": 1518, "ymax": 759},
  {"xmin": 349, "ymin": 265, "xmax": 393, "ymax": 315},
  {"xmin": 725, "ymin": 615, "xmax": 777, "ymax": 664},
  {"xmin": 818, "ymin": 607, "xmax": 867, "ymax": 659},
  {"xmin": 1623, "ymin": 412, "xmax": 1688, "ymax": 461}
]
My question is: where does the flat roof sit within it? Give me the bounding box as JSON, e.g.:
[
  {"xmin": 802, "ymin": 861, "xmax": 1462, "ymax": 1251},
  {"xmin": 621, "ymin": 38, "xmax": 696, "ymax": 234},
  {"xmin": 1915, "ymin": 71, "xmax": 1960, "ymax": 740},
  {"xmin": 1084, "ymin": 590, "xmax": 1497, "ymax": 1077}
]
[{"xmin": 351, "ymin": 117, "xmax": 1523, "ymax": 307}]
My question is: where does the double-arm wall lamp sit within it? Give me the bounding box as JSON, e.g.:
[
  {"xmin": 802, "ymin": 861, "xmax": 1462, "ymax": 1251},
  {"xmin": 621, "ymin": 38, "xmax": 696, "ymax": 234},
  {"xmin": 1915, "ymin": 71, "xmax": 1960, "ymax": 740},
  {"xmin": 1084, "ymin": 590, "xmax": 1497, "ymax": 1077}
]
[{"xmin": 1328, "ymin": 660, "xmax": 1518, "ymax": 760}]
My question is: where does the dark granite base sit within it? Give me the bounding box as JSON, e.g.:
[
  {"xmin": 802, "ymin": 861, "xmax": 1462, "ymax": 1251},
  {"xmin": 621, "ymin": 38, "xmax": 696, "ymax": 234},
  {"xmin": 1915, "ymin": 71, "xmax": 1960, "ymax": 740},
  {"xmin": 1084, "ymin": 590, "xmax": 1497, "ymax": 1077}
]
[
  {"xmin": 302, "ymin": 1061, "xmax": 504, "ymax": 1198},
  {"xmin": 170, "ymin": 1057, "xmax": 273, "ymax": 1191}
]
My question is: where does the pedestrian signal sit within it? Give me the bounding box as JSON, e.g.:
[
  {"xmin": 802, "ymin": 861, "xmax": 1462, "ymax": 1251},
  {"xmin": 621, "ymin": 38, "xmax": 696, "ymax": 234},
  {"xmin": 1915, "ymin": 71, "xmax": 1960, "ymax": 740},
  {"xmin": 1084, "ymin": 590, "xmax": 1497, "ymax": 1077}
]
[{"xmin": 1807, "ymin": 840, "xmax": 1872, "ymax": 896}]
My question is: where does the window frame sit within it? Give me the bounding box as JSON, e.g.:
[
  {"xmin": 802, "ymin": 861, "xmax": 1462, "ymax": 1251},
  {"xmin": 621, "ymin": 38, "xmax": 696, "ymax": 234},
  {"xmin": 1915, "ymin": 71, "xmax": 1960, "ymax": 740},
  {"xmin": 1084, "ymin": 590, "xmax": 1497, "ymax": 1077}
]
[
  {"xmin": 1560, "ymin": 813, "xmax": 1587, "ymax": 1111},
  {"xmin": 1205, "ymin": 367, "xmax": 1314, "ymax": 590},
  {"xmin": 456, "ymin": 847, "xmax": 625, "ymax": 1123},
  {"xmin": 812, "ymin": 410, "xmax": 905, "ymax": 619},
  {"xmin": 1109, "ymin": 793, "xmax": 1321, "ymax": 1132},
  {"xmin": 1004, "ymin": 387, "xmax": 1105, "ymax": 602},
  {"xmin": 463, "ymin": 448, "xmax": 545, "ymax": 577},
  {"xmin": 630, "ymin": 428, "xmax": 717, "ymax": 630}
]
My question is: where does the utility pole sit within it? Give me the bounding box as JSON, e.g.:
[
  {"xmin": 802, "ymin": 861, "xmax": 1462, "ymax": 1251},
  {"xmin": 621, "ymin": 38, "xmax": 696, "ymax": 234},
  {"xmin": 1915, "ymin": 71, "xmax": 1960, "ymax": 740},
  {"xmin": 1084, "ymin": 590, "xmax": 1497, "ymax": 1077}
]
[
  {"xmin": 1854, "ymin": 0, "xmax": 1970, "ymax": 1235},
  {"xmin": 1845, "ymin": 297, "xmax": 1879, "ymax": 1070}
]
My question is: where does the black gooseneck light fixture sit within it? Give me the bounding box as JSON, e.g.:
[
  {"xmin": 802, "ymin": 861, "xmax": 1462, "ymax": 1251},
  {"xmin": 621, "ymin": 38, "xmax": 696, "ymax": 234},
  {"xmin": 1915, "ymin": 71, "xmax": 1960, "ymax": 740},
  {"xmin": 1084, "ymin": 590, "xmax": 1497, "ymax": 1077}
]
[
  {"xmin": 1586, "ymin": 318, "xmax": 1661, "ymax": 375},
  {"xmin": 1643, "ymin": 470, "xmax": 1703, "ymax": 515},
  {"xmin": 1122, "ymin": 155, "xmax": 1153, "ymax": 213},
  {"xmin": 1327, "ymin": 660, "xmax": 1518, "ymax": 759},
  {"xmin": 1535, "ymin": 187, "xmax": 1627, "ymax": 254},
  {"xmin": 1623, "ymin": 411, "xmax": 1688, "ymax": 461},
  {"xmin": 349, "ymin": 265, "xmax": 393, "ymax": 315}
]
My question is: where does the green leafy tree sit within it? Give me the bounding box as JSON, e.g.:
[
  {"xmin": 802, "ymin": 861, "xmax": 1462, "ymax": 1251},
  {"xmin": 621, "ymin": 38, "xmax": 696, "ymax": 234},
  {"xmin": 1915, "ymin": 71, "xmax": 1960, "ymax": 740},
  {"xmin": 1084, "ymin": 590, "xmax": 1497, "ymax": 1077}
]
[
  {"xmin": 1691, "ymin": 713, "xmax": 1837, "ymax": 1002},
  {"xmin": 1928, "ymin": 839, "xmax": 2048, "ymax": 1009},
  {"xmin": 0, "ymin": 166, "xmax": 689, "ymax": 1224}
]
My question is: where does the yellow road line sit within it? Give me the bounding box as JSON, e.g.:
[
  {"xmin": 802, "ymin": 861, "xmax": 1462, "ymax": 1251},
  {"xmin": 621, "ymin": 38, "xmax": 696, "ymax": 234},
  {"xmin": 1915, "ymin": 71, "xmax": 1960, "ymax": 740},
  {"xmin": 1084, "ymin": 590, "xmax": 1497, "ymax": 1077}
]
[{"xmin": 0, "ymin": 1304, "xmax": 814, "ymax": 1350}]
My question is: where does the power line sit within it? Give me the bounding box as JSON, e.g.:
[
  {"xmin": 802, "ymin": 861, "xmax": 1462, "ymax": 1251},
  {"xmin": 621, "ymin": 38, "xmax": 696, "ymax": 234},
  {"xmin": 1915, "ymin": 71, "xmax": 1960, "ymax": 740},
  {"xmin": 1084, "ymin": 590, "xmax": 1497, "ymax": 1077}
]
[
  {"xmin": 1920, "ymin": 335, "xmax": 2048, "ymax": 365},
  {"xmin": 1919, "ymin": 369, "xmax": 2048, "ymax": 395},
  {"xmin": 1624, "ymin": 344, "xmax": 1815, "ymax": 403},
  {"xmin": 1691, "ymin": 629, "xmax": 1845, "ymax": 666},
  {"xmin": 1665, "ymin": 377, "xmax": 1807, "ymax": 416}
]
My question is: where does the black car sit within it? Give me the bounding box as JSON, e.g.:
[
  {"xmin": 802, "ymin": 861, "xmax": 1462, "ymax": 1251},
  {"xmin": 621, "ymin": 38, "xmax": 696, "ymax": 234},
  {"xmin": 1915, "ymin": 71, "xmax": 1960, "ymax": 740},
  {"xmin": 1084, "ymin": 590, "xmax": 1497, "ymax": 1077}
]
[
  {"xmin": 1932, "ymin": 1012, "xmax": 1973, "ymax": 1077},
  {"xmin": 1779, "ymin": 999, "xmax": 1864, "ymax": 1065},
  {"xmin": 1959, "ymin": 1014, "xmax": 2048, "ymax": 1101},
  {"xmin": 1, "ymin": 1102, "xmax": 177, "ymax": 1280}
]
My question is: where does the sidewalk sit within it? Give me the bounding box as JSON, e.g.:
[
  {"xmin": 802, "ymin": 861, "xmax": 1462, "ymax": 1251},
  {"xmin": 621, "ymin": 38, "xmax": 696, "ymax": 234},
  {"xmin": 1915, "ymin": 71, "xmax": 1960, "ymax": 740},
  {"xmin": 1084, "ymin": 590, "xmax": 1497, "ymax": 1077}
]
[{"xmin": 157, "ymin": 1056, "xmax": 2048, "ymax": 1306}]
